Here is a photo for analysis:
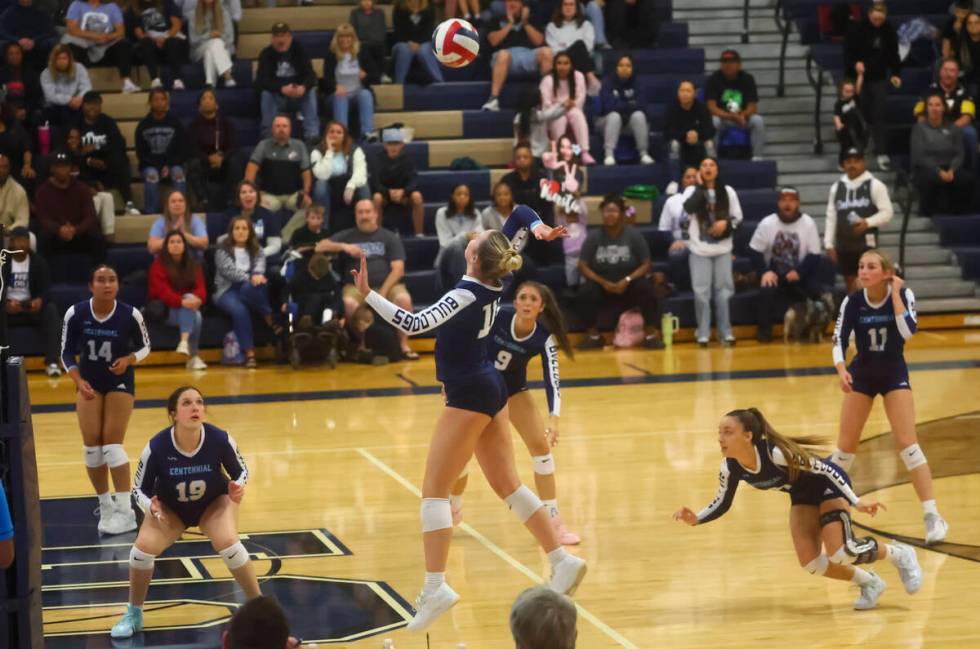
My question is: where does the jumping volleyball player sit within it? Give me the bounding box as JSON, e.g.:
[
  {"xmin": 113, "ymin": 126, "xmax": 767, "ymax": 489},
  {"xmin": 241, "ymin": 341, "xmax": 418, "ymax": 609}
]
[
  {"xmin": 352, "ymin": 206, "xmax": 587, "ymax": 631},
  {"xmin": 675, "ymin": 408, "xmax": 922, "ymax": 610},
  {"xmin": 61, "ymin": 265, "xmax": 151, "ymax": 535},
  {"xmin": 450, "ymin": 280, "xmax": 581, "ymax": 545},
  {"xmin": 829, "ymin": 249, "xmax": 949, "ymax": 544},
  {"xmin": 111, "ymin": 386, "xmax": 260, "ymax": 638}
]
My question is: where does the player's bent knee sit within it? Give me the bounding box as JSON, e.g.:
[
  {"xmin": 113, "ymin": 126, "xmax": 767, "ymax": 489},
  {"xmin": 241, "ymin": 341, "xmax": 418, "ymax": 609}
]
[
  {"xmin": 505, "ymin": 484, "xmax": 543, "ymax": 523},
  {"xmin": 84, "ymin": 445, "xmax": 106, "ymax": 468},
  {"xmin": 532, "ymin": 453, "xmax": 555, "ymax": 476},
  {"xmin": 129, "ymin": 546, "xmax": 156, "ymax": 571},
  {"xmin": 899, "ymin": 443, "xmax": 927, "ymax": 471},
  {"xmin": 102, "ymin": 443, "xmax": 129, "ymax": 469},
  {"xmin": 820, "ymin": 509, "xmax": 878, "ymax": 564},
  {"xmin": 828, "ymin": 546, "xmax": 851, "ymax": 565},
  {"xmin": 420, "ymin": 497, "xmax": 452, "ymax": 532},
  {"xmin": 804, "ymin": 554, "xmax": 829, "ymax": 575},
  {"xmin": 219, "ymin": 541, "xmax": 249, "ymax": 571}
]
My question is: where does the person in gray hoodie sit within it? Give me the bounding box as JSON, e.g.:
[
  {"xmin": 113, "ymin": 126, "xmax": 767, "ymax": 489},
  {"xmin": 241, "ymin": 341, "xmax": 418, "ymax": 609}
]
[
  {"xmin": 911, "ymin": 92, "xmax": 972, "ymax": 216},
  {"xmin": 40, "ymin": 43, "xmax": 92, "ymax": 123}
]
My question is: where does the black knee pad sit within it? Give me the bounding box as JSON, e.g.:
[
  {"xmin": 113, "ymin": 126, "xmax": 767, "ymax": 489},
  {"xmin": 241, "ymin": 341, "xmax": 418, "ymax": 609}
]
[{"xmin": 820, "ymin": 509, "xmax": 878, "ymax": 565}]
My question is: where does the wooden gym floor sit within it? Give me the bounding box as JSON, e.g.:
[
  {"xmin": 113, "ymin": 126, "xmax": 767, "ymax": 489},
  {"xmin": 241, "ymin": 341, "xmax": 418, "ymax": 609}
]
[{"xmin": 27, "ymin": 330, "xmax": 980, "ymax": 648}]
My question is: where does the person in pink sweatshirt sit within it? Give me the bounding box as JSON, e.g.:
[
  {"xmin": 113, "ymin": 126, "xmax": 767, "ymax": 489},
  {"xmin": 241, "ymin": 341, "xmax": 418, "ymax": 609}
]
[{"xmin": 539, "ymin": 51, "xmax": 594, "ymax": 165}]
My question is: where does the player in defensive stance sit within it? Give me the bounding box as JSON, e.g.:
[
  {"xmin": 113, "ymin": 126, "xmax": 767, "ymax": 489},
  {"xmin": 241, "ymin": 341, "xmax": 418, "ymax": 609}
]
[
  {"xmin": 353, "ymin": 207, "xmax": 586, "ymax": 631},
  {"xmin": 674, "ymin": 408, "xmax": 922, "ymax": 611},
  {"xmin": 829, "ymin": 249, "xmax": 948, "ymax": 544},
  {"xmin": 111, "ymin": 386, "xmax": 260, "ymax": 638},
  {"xmin": 450, "ymin": 281, "xmax": 581, "ymax": 544},
  {"xmin": 61, "ymin": 264, "xmax": 151, "ymax": 535}
]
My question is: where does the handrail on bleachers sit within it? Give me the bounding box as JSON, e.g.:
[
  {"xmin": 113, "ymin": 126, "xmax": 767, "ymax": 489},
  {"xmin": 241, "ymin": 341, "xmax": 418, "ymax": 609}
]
[
  {"xmin": 775, "ymin": 0, "xmax": 790, "ymax": 97},
  {"xmin": 741, "ymin": 0, "xmax": 751, "ymax": 44},
  {"xmin": 803, "ymin": 51, "xmax": 827, "ymax": 154}
]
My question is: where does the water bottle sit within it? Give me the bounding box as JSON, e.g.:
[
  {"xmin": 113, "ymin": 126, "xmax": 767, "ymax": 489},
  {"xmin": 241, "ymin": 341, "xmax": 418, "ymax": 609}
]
[
  {"xmin": 38, "ymin": 121, "xmax": 51, "ymax": 156},
  {"xmin": 254, "ymin": 218, "xmax": 265, "ymax": 240}
]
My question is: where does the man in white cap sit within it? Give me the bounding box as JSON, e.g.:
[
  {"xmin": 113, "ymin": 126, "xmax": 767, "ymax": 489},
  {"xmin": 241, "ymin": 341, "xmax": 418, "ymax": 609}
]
[{"xmin": 369, "ymin": 127, "xmax": 425, "ymax": 236}]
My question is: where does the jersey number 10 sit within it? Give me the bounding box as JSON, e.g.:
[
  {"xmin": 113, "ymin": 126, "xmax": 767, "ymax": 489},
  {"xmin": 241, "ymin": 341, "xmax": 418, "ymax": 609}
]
[
  {"xmin": 176, "ymin": 480, "xmax": 207, "ymax": 502},
  {"xmin": 867, "ymin": 327, "xmax": 888, "ymax": 352}
]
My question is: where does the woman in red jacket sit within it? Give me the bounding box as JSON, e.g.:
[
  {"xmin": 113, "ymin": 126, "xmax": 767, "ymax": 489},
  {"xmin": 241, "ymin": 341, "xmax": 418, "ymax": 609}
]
[{"xmin": 148, "ymin": 229, "xmax": 207, "ymax": 370}]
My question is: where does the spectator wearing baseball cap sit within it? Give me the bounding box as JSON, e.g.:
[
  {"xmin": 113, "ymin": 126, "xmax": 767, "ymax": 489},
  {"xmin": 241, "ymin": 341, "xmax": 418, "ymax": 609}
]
[
  {"xmin": 72, "ymin": 90, "xmax": 141, "ymax": 214},
  {"xmin": 369, "ymin": 126, "xmax": 424, "ymax": 236},
  {"xmin": 748, "ymin": 186, "xmax": 826, "ymax": 343},
  {"xmin": 705, "ymin": 49, "xmax": 766, "ymax": 160},
  {"xmin": 256, "ymin": 22, "xmax": 320, "ymax": 144},
  {"xmin": 34, "ymin": 150, "xmax": 105, "ymax": 265}
]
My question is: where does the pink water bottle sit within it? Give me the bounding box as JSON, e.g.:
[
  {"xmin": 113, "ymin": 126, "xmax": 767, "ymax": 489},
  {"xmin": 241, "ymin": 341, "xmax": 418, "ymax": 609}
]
[{"xmin": 38, "ymin": 121, "xmax": 51, "ymax": 156}]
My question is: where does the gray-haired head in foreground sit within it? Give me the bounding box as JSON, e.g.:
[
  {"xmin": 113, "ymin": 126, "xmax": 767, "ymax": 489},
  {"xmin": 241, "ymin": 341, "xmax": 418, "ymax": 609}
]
[{"xmin": 510, "ymin": 586, "xmax": 577, "ymax": 649}]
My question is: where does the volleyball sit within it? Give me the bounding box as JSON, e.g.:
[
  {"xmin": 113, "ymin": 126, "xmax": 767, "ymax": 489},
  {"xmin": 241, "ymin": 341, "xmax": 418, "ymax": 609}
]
[{"xmin": 432, "ymin": 18, "xmax": 480, "ymax": 68}]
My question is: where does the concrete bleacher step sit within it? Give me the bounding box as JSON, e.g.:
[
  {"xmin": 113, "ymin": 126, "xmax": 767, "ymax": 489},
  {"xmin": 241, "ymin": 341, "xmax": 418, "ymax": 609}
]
[
  {"xmin": 911, "ymin": 278, "xmax": 979, "ymax": 299},
  {"xmin": 702, "ymin": 43, "xmax": 809, "ymax": 62},
  {"xmin": 917, "ymin": 296, "xmax": 980, "ymax": 313},
  {"xmin": 879, "ymin": 231, "xmax": 941, "ymax": 246},
  {"xmin": 691, "ymin": 33, "xmax": 786, "ymax": 46},
  {"xmin": 237, "ymin": 5, "xmax": 393, "ymax": 33},
  {"xmin": 673, "ymin": 6, "xmax": 774, "ymax": 21},
  {"xmin": 880, "ymin": 246, "xmax": 951, "ymax": 266},
  {"xmin": 902, "ymin": 264, "xmax": 966, "ymax": 280},
  {"xmin": 675, "ymin": 0, "xmax": 772, "ymax": 8}
]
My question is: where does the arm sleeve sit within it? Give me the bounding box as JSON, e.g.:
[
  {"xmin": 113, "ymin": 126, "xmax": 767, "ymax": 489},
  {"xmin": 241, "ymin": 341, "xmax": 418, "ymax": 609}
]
[
  {"xmin": 539, "ymin": 75, "xmax": 556, "ymax": 107},
  {"xmin": 221, "ymin": 434, "xmax": 249, "ymax": 486},
  {"xmin": 364, "ymin": 287, "xmax": 477, "ymax": 335},
  {"xmin": 347, "ymin": 147, "xmax": 368, "ymax": 191},
  {"xmin": 572, "ymin": 72, "xmax": 586, "ymax": 110},
  {"xmin": 696, "ymin": 461, "xmax": 738, "ymax": 524},
  {"xmin": 130, "ymin": 308, "xmax": 151, "ymax": 363},
  {"xmin": 824, "ymin": 183, "xmax": 838, "ymax": 249},
  {"xmin": 831, "ymin": 295, "xmax": 853, "ymax": 366},
  {"xmin": 434, "ymin": 207, "xmax": 454, "ymax": 248},
  {"xmin": 40, "ymin": 69, "xmax": 70, "ymax": 105},
  {"xmin": 60, "ymin": 305, "xmax": 78, "ymax": 372},
  {"xmin": 949, "ymin": 127, "xmax": 965, "ymax": 172},
  {"xmin": 252, "ymin": 251, "xmax": 267, "ymax": 277},
  {"xmin": 748, "ymin": 217, "xmax": 769, "ymax": 254},
  {"xmin": 545, "ymin": 22, "xmax": 560, "ymax": 50},
  {"xmin": 502, "ymin": 204, "xmax": 544, "ymax": 240},
  {"xmin": 808, "ymin": 459, "xmax": 860, "ymax": 506},
  {"xmin": 148, "ymin": 259, "xmax": 184, "ymax": 307},
  {"xmin": 541, "ymin": 335, "xmax": 561, "ymax": 417},
  {"xmin": 864, "ymin": 178, "xmax": 894, "ymax": 229},
  {"xmin": 582, "ymin": 21, "xmax": 595, "ymax": 51},
  {"xmin": 726, "ymin": 186, "xmax": 743, "ymax": 227},
  {"xmin": 131, "ymin": 442, "xmax": 157, "ymax": 513},
  {"xmin": 803, "ymin": 217, "xmax": 823, "ymax": 258},
  {"xmin": 263, "ymin": 236, "xmax": 282, "ymax": 259},
  {"xmin": 910, "ymin": 125, "xmax": 930, "ymax": 172},
  {"xmin": 895, "ymin": 288, "xmax": 917, "ymax": 340},
  {"xmin": 215, "ymin": 248, "xmax": 249, "ymax": 283},
  {"xmin": 77, "ymin": 64, "xmax": 92, "ymax": 96}
]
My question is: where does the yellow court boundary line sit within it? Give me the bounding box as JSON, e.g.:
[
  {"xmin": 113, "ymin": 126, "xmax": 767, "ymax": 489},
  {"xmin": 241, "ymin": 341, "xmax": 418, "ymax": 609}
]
[{"xmin": 355, "ymin": 447, "xmax": 640, "ymax": 649}]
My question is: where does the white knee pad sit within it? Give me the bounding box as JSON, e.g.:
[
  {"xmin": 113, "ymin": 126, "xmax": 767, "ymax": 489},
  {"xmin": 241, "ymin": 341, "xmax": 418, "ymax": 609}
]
[
  {"xmin": 505, "ymin": 485, "xmax": 543, "ymax": 523},
  {"xmin": 830, "ymin": 448, "xmax": 855, "ymax": 472},
  {"xmin": 829, "ymin": 546, "xmax": 853, "ymax": 566},
  {"xmin": 420, "ymin": 498, "xmax": 453, "ymax": 533},
  {"xmin": 129, "ymin": 546, "xmax": 156, "ymax": 571},
  {"xmin": 219, "ymin": 541, "xmax": 250, "ymax": 571},
  {"xmin": 84, "ymin": 446, "xmax": 105, "ymax": 468},
  {"xmin": 900, "ymin": 444, "xmax": 928, "ymax": 471},
  {"xmin": 102, "ymin": 444, "xmax": 129, "ymax": 469},
  {"xmin": 805, "ymin": 554, "xmax": 829, "ymax": 576},
  {"xmin": 532, "ymin": 454, "xmax": 555, "ymax": 476}
]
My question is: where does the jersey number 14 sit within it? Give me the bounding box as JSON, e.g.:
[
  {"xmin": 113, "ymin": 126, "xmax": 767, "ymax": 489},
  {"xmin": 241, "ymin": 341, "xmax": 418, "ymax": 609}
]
[{"xmin": 86, "ymin": 340, "xmax": 113, "ymax": 362}]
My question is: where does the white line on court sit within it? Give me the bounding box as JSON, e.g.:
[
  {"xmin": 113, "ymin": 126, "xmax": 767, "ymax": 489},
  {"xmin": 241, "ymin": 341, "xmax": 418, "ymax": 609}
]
[{"xmin": 355, "ymin": 447, "xmax": 640, "ymax": 649}]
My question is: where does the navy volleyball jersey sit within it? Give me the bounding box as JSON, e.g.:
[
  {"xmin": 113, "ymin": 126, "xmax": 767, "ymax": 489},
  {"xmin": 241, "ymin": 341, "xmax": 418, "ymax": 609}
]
[
  {"xmin": 696, "ymin": 440, "xmax": 860, "ymax": 524},
  {"xmin": 60, "ymin": 300, "xmax": 151, "ymax": 393},
  {"xmin": 133, "ymin": 423, "xmax": 249, "ymax": 527},
  {"xmin": 832, "ymin": 286, "xmax": 917, "ymax": 374},
  {"xmin": 502, "ymin": 204, "xmax": 545, "ymax": 252},
  {"xmin": 491, "ymin": 308, "xmax": 561, "ymax": 416}
]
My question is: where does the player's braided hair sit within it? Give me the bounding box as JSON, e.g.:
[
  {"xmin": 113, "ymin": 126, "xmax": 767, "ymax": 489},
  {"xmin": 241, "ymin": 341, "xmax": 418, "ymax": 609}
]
[{"xmin": 727, "ymin": 408, "xmax": 828, "ymax": 482}]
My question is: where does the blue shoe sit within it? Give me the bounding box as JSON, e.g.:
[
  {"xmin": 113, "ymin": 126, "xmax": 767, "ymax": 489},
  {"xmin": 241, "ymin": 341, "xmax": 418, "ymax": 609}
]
[{"xmin": 110, "ymin": 605, "xmax": 143, "ymax": 638}]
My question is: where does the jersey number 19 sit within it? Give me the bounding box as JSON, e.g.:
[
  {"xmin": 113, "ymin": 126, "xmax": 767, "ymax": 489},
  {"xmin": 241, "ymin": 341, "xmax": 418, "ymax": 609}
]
[{"xmin": 176, "ymin": 480, "xmax": 206, "ymax": 502}]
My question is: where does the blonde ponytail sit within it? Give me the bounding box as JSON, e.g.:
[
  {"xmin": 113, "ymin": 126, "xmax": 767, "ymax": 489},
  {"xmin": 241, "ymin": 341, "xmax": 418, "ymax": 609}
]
[{"xmin": 479, "ymin": 230, "xmax": 523, "ymax": 281}]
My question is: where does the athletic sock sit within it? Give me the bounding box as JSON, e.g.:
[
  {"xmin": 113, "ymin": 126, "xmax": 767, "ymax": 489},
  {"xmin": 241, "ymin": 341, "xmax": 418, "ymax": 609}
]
[
  {"xmin": 542, "ymin": 499, "xmax": 558, "ymax": 518},
  {"xmin": 922, "ymin": 499, "xmax": 939, "ymax": 516},
  {"xmin": 449, "ymin": 494, "xmax": 463, "ymax": 511},
  {"xmin": 547, "ymin": 547, "xmax": 568, "ymax": 568},
  {"xmin": 423, "ymin": 571, "xmax": 445, "ymax": 596},
  {"xmin": 851, "ymin": 568, "xmax": 873, "ymax": 586},
  {"xmin": 113, "ymin": 492, "xmax": 130, "ymax": 508},
  {"xmin": 97, "ymin": 492, "xmax": 113, "ymax": 512}
]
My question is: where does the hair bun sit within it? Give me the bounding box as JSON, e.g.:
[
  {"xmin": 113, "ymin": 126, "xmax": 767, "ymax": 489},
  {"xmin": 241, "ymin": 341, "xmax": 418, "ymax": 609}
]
[{"xmin": 501, "ymin": 249, "xmax": 523, "ymax": 273}]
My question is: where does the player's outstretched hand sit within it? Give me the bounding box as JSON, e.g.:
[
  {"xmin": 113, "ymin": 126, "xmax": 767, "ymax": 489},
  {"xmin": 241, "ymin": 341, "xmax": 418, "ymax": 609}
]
[
  {"xmin": 150, "ymin": 496, "xmax": 167, "ymax": 524},
  {"xmin": 855, "ymin": 498, "xmax": 886, "ymax": 517},
  {"xmin": 673, "ymin": 507, "xmax": 698, "ymax": 526},
  {"xmin": 838, "ymin": 368, "xmax": 853, "ymax": 393},
  {"xmin": 350, "ymin": 254, "xmax": 371, "ymax": 297},
  {"xmin": 76, "ymin": 379, "xmax": 97, "ymax": 400},
  {"xmin": 532, "ymin": 223, "xmax": 569, "ymax": 241},
  {"xmin": 228, "ymin": 481, "xmax": 245, "ymax": 504}
]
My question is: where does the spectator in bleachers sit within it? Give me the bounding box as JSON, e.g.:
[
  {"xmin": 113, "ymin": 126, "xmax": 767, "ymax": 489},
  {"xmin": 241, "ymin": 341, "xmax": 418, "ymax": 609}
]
[
  {"xmin": 540, "ymin": 51, "xmax": 594, "ymax": 164},
  {"xmin": 824, "ymin": 147, "xmax": 893, "ymax": 293},
  {"xmin": 349, "ymin": 0, "xmax": 388, "ymax": 80},
  {"xmin": 74, "ymin": 90, "xmax": 140, "ymax": 214},
  {"xmin": 605, "ymin": 0, "xmax": 658, "ymax": 49},
  {"xmin": 665, "ymin": 78, "xmax": 714, "ymax": 181},
  {"xmin": 147, "ymin": 229, "xmax": 208, "ymax": 369},
  {"xmin": 256, "ymin": 22, "xmax": 320, "ymax": 144},
  {"xmin": 502, "ymin": 144, "xmax": 551, "ymax": 223},
  {"xmin": 125, "ymin": 0, "xmax": 188, "ymax": 91},
  {"xmin": 844, "ymin": 2, "xmax": 902, "ymax": 171},
  {"xmin": 369, "ymin": 126, "xmax": 424, "ymax": 236},
  {"xmin": 334, "ymin": 198, "xmax": 419, "ymax": 359},
  {"xmin": 288, "ymin": 204, "xmax": 330, "ymax": 257},
  {"xmin": 914, "ymin": 58, "xmax": 977, "ymax": 168},
  {"xmin": 705, "ymin": 49, "xmax": 765, "ymax": 161},
  {"xmin": 187, "ymin": 87, "xmax": 236, "ymax": 210},
  {"xmin": 391, "ymin": 0, "xmax": 443, "ymax": 85},
  {"xmin": 309, "ymin": 120, "xmax": 370, "ymax": 231},
  {"xmin": 597, "ymin": 54, "xmax": 654, "ymax": 168},
  {"xmin": 545, "ymin": 0, "xmax": 599, "ymax": 94},
  {"xmin": 40, "ymin": 44, "xmax": 92, "ymax": 124},
  {"xmin": 0, "ymin": 103, "xmax": 36, "ymax": 187},
  {"xmin": 322, "ymin": 23, "xmax": 378, "ymax": 142},
  {"xmin": 136, "ymin": 88, "xmax": 188, "ymax": 213},
  {"xmin": 289, "ymin": 251, "xmax": 344, "ymax": 335},
  {"xmin": 510, "ymin": 586, "xmax": 577, "ymax": 649},
  {"xmin": 657, "ymin": 164, "xmax": 698, "ymax": 289},
  {"xmin": 748, "ymin": 187, "xmax": 824, "ymax": 344},
  {"xmin": 2, "ymin": 226, "xmax": 61, "ymax": 375},
  {"xmin": 226, "ymin": 180, "xmax": 282, "ymax": 258},
  {"xmin": 434, "ymin": 183, "xmax": 482, "ymax": 288},
  {"xmin": 64, "ymin": 126, "xmax": 117, "ymax": 240},
  {"xmin": 943, "ymin": 0, "xmax": 973, "ymax": 62},
  {"xmin": 214, "ymin": 215, "xmax": 279, "ymax": 368},
  {"xmin": 954, "ymin": 12, "xmax": 980, "ymax": 95},
  {"xmin": 245, "ymin": 114, "xmax": 312, "ymax": 239},
  {"xmin": 62, "ymin": 0, "xmax": 140, "ymax": 94},
  {"xmin": 0, "ymin": 154, "xmax": 29, "ymax": 240},
  {"xmin": 833, "ymin": 77, "xmax": 868, "ymax": 166},
  {"xmin": 481, "ymin": 180, "xmax": 514, "ymax": 231},
  {"xmin": 481, "ymin": 0, "xmax": 553, "ymax": 112},
  {"xmin": 35, "ymin": 151, "xmax": 105, "ymax": 264},
  {"xmin": 911, "ymin": 93, "xmax": 972, "ymax": 216},
  {"xmin": 574, "ymin": 193, "xmax": 664, "ymax": 350},
  {"xmin": 513, "ymin": 86, "xmax": 566, "ymax": 159},
  {"xmin": 682, "ymin": 156, "xmax": 741, "ymax": 347},
  {"xmin": 1, "ymin": 43, "xmax": 43, "ymax": 124},
  {"xmin": 187, "ymin": 0, "xmax": 236, "ymax": 88},
  {"xmin": 147, "ymin": 189, "xmax": 209, "ymax": 255},
  {"xmin": 0, "ymin": 0, "xmax": 60, "ymax": 71}
]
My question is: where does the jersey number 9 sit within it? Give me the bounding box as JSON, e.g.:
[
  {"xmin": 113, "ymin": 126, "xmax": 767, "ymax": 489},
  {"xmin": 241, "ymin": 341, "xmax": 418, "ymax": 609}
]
[
  {"xmin": 494, "ymin": 350, "xmax": 513, "ymax": 370},
  {"xmin": 176, "ymin": 480, "xmax": 207, "ymax": 502}
]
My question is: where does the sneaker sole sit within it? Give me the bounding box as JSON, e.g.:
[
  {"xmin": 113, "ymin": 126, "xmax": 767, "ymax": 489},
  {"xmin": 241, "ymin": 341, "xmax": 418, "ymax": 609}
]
[
  {"xmin": 558, "ymin": 561, "xmax": 588, "ymax": 597},
  {"xmin": 924, "ymin": 521, "xmax": 948, "ymax": 545}
]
